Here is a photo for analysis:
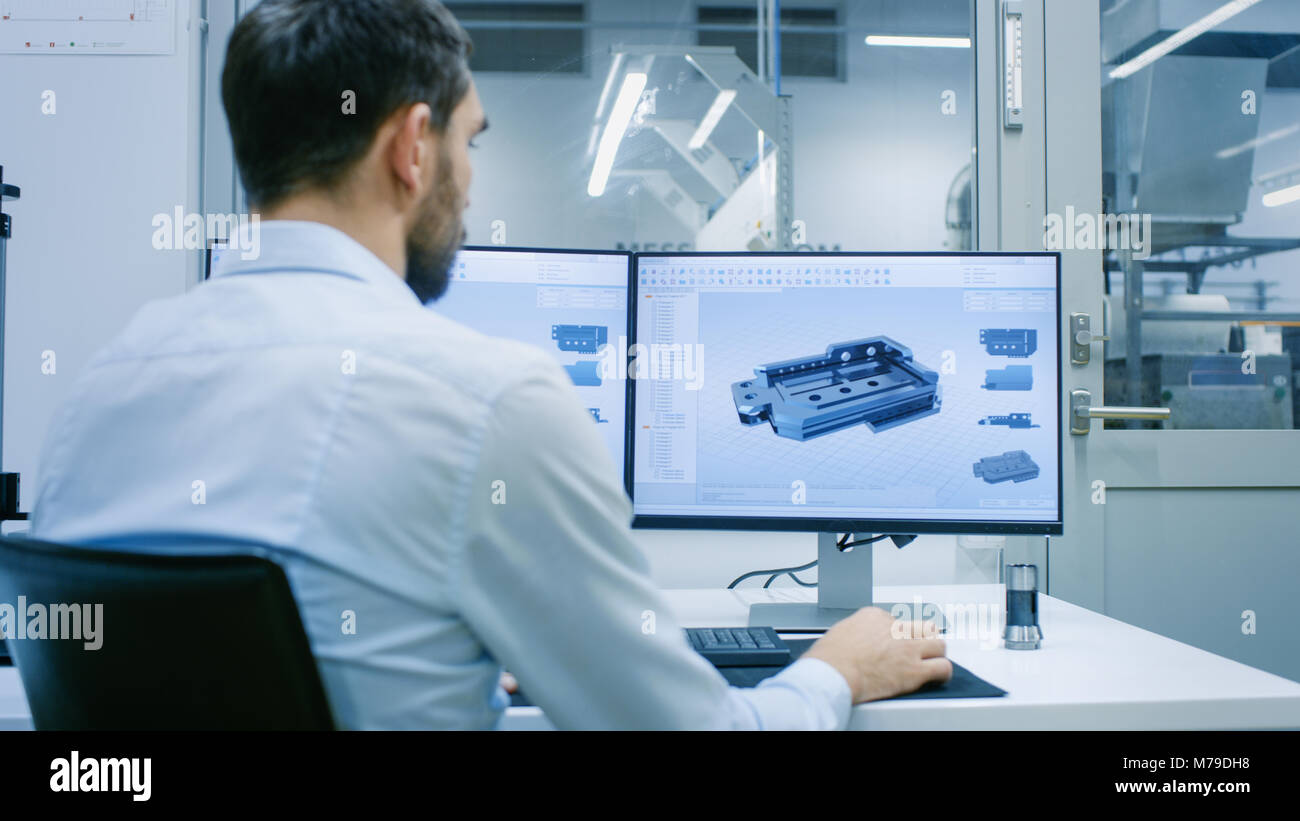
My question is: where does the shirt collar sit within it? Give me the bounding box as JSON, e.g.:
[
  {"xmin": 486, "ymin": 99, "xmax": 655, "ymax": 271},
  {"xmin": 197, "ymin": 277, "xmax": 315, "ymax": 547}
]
[{"xmin": 211, "ymin": 219, "xmax": 421, "ymax": 307}]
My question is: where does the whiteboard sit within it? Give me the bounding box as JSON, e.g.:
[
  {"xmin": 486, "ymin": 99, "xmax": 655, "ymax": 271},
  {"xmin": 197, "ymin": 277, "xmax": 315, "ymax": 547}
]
[{"xmin": 0, "ymin": 0, "xmax": 174, "ymax": 55}]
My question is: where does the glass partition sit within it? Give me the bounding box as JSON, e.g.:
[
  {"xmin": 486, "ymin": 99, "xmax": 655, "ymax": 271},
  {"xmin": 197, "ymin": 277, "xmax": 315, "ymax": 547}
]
[
  {"xmin": 1100, "ymin": 0, "xmax": 1300, "ymax": 430},
  {"xmin": 457, "ymin": 0, "xmax": 975, "ymax": 255}
]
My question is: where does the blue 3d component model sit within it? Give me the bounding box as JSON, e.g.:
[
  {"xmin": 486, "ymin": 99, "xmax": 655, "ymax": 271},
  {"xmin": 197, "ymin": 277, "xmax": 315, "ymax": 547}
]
[
  {"xmin": 731, "ymin": 336, "xmax": 941, "ymax": 441},
  {"xmin": 552, "ymin": 324, "xmax": 608, "ymax": 353},
  {"xmin": 564, "ymin": 361, "xmax": 602, "ymax": 387},
  {"xmin": 973, "ymin": 450, "xmax": 1040, "ymax": 484},
  {"xmin": 980, "ymin": 328, "xmax": 1037, "ymax": 357},
  {"xmin": 978, "ymin": 413, "xmax": 1039, "ymax": 428},
  {"xmin": 983, "ymin": 365, "xmax": 1033, "ymax": 391}
]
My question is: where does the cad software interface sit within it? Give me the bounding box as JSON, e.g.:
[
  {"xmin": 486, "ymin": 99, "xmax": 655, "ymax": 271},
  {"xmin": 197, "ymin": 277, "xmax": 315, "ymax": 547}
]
[
  {"xmin": 631, "ymin": 254, "xmax": 1059, "ymax": 525},
  {"xmin": 434, "ymin": 248, "xmax": 629, "ymax": 475}
]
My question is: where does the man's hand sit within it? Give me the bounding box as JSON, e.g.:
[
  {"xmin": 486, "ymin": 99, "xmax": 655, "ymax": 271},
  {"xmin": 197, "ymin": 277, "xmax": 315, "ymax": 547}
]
[{"xmin": 803, "ymin": 607, "xmax": 951, "ymax": 703}]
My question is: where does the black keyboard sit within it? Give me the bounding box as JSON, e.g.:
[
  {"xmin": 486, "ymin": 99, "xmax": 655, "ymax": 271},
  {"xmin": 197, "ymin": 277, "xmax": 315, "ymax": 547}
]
[{"xmin": 685, "ymin": 626, "xmax": 791, "ymax": 667}]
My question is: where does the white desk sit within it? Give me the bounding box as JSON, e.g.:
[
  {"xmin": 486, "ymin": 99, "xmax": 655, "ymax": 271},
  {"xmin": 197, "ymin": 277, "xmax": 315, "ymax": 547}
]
[
  {"xmin": 503, "ymin": 585, "xmax": 1300, "ymax": 730},
  {"xmin": 3, "ymin": 584, "xmax": 1298, "ymax": 730}
]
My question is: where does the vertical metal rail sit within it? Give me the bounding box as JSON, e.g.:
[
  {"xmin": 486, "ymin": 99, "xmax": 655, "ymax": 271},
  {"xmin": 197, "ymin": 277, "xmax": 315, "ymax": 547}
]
[{"xmin": 0, "ymin": 166, "xmax": 26, "ymax": 521}]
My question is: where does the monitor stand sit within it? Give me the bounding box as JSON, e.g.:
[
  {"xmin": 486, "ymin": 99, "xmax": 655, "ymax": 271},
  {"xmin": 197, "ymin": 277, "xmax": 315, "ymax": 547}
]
[{"xmin": 747, "ymin": 532, "xmax": 946, "ymax": 632}]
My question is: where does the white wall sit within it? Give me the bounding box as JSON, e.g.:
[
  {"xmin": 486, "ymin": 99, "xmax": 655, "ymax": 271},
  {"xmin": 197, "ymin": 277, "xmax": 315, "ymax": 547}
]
[{"xmin": 0, "ymin": 1, "xmax": 201, "ymax": 526}]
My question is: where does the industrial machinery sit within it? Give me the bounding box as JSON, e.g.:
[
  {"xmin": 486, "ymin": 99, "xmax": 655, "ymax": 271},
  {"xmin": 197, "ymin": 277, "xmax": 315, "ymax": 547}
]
[
  {"xmin": 1101, "ymin": 0, "xmax": 1300, "ymax": 423},
  {"xmin": 1103, "ymin": 352, "xmax": 1293, "ymax": 430},
  {"xmin": 586, "ymin": 44, "xmax": 793, "ymax": 251}
]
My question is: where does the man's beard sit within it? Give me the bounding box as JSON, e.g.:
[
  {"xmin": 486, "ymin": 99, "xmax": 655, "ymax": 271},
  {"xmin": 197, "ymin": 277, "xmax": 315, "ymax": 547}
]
[{"xmin": 405, "ymin": 151, "xmax": 465, "ymax": 304}]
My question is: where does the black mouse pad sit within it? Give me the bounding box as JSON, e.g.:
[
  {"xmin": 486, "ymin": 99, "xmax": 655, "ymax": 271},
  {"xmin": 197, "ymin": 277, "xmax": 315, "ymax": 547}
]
[
  {"xmin": 509, "ymin": 638, "xmax": 1006, "ymax": 708},
  {"xmin": 719, "ymin": 638, "xmax": 1007, "ymax": 700}
]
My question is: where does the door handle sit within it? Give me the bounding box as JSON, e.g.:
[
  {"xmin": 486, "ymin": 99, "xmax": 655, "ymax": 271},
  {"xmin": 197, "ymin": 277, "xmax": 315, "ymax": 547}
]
[
  {"xmin": 1070, "ymin": 389, "xmax": 1171, "ymax": 435},
  {"xmin": 1069, "ymin": 312, "xmax": 1110, "ymax": 365},
  {"xmin": 1073, "ymin": 329, "xmax": 1109, "ymax": 345}
]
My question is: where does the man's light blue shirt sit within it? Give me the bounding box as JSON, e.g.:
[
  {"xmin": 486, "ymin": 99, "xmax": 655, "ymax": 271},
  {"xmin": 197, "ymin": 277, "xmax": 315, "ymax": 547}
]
[{"xmin": 30, "ymin": 220, "xmax": 851, "ymax": 729}]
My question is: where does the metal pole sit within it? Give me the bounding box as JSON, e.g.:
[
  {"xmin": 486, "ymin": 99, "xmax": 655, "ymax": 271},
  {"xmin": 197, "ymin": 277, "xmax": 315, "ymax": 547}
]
[
  {"xmin": 1124, "ymin": 254, "xmax": 1144, "ymax": 426},
  {"xmin": 776, "ymin": 94, "xmax": 794, "ymax": 250},
  {"xmin": 0, "ymin": 226, "xmax": 6, "ymax": 468},
  {"xmin": 767, "ymin": 0, "xmax": 777, "ymax": 92},
  {"xmin": 0, "ymin": 165, "xmax": 26, "ymax": 521},
  {"xmin": 1110, "ymin": 77, "xmax": 1144, "ymax": 425},
  {"xmin": 0, "ymin": 165, "xmax": 12, "ymax": 465}
]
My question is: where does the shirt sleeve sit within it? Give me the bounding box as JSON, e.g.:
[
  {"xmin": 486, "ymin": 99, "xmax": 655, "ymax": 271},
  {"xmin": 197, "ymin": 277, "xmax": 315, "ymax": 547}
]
[{"xmin": 452, "ymin": 352, "xmax": 852, "ymax": 730}]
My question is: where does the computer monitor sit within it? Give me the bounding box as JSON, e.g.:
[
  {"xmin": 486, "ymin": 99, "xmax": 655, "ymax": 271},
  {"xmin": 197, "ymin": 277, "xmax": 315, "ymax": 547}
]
[
  {"xmin": 433, "ymin": 246, "xmax": 632, "ymax": 478},
  {"xmin": 204, "ymin": 238, "xmax": 229, "ymax": 280},
  {"xmin": 629, "ymin": 252, "xmax": 1061, "ymax": 628}
]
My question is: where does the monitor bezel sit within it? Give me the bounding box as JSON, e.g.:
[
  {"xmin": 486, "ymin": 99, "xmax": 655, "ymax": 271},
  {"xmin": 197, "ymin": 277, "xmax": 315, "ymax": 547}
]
[
  {"xmin": 453, "ymin": 245, "xmax": 636, "ymax": 485},
  {"xmin": 203, "ymin": 237, "xmax": 229, "ymax": 281},
  {"xmin": 625, "ymin": 250, "xmax": 1064, "ymax": 536}
]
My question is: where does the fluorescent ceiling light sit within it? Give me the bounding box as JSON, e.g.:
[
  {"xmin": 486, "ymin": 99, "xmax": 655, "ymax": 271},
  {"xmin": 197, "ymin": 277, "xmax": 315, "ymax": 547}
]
[
  {"xmin": 1262, "ymin": 183, "xmax": 1300, "ymax": 208},
  {"xmin": 688, "ymin": 89, "xmax": 737, "ymax": 151},
  {"xmin": 1109, "ymin": 0, "xmax": 1262, "ymax": 80},
  {"xmin": 593, "ymin": 53, "xmax": 626, "ymax": 123},
  {"xmin": 587, "ymin": 72, "xmax": 647, "ymax": 198},
  {"xmin": 588, "ymin": 52, "xmax": 627, "ymax": 158},
  {"xmin": 865, "ymin": 35, "xmax": 970, "ymax": 48},
  {"xmin": 1216, "ymin": 124, "xmax": 1300, "ymax": 159}
]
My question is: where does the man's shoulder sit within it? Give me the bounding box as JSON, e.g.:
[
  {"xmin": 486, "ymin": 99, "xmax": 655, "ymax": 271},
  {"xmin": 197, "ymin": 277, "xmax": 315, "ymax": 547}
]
[
  {"xmin": 386, "ymin": 309, "xmax": 566, "ymax": 402},
  {"xmin": 81, "ymin": 282, "xmax": 569, "ymax": 419}
]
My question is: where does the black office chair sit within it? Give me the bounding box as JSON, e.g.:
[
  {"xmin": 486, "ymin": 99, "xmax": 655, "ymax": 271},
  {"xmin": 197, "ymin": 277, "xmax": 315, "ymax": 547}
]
[{"xmin": 0, "ymin": 536, "xmax": 334, "ymax": 730}]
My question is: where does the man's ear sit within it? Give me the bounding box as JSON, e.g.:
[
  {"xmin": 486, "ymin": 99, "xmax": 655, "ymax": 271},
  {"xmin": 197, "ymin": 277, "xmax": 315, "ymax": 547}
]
[{"xmin": 388, "ymin": 102, "xmax": 436, "ymax": 199}]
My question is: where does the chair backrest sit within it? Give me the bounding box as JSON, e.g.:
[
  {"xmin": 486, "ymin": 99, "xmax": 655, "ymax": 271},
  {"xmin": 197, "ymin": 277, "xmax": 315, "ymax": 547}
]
[{"xmin": 0, "ymin": 536, "xmax": 334, "ymax": 730}]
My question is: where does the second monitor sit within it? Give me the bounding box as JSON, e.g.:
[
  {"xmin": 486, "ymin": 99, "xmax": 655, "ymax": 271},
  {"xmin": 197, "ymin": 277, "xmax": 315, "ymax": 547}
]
[{"xmin": 432, "ymin": 246, "xmax": 631, "ymax": 478}]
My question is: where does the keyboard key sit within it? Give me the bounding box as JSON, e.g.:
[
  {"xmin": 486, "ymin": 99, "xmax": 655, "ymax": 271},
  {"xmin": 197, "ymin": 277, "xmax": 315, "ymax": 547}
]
[{"xmin": 683, "ymin": 626, "xmax": 792, "ymax": 668}]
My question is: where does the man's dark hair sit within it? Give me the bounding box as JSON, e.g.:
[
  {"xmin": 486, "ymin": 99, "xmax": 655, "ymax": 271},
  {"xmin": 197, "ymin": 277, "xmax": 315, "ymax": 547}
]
[{"xmin": 222, "ymin": 0, "xmax": 473, "ymax": 209}]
